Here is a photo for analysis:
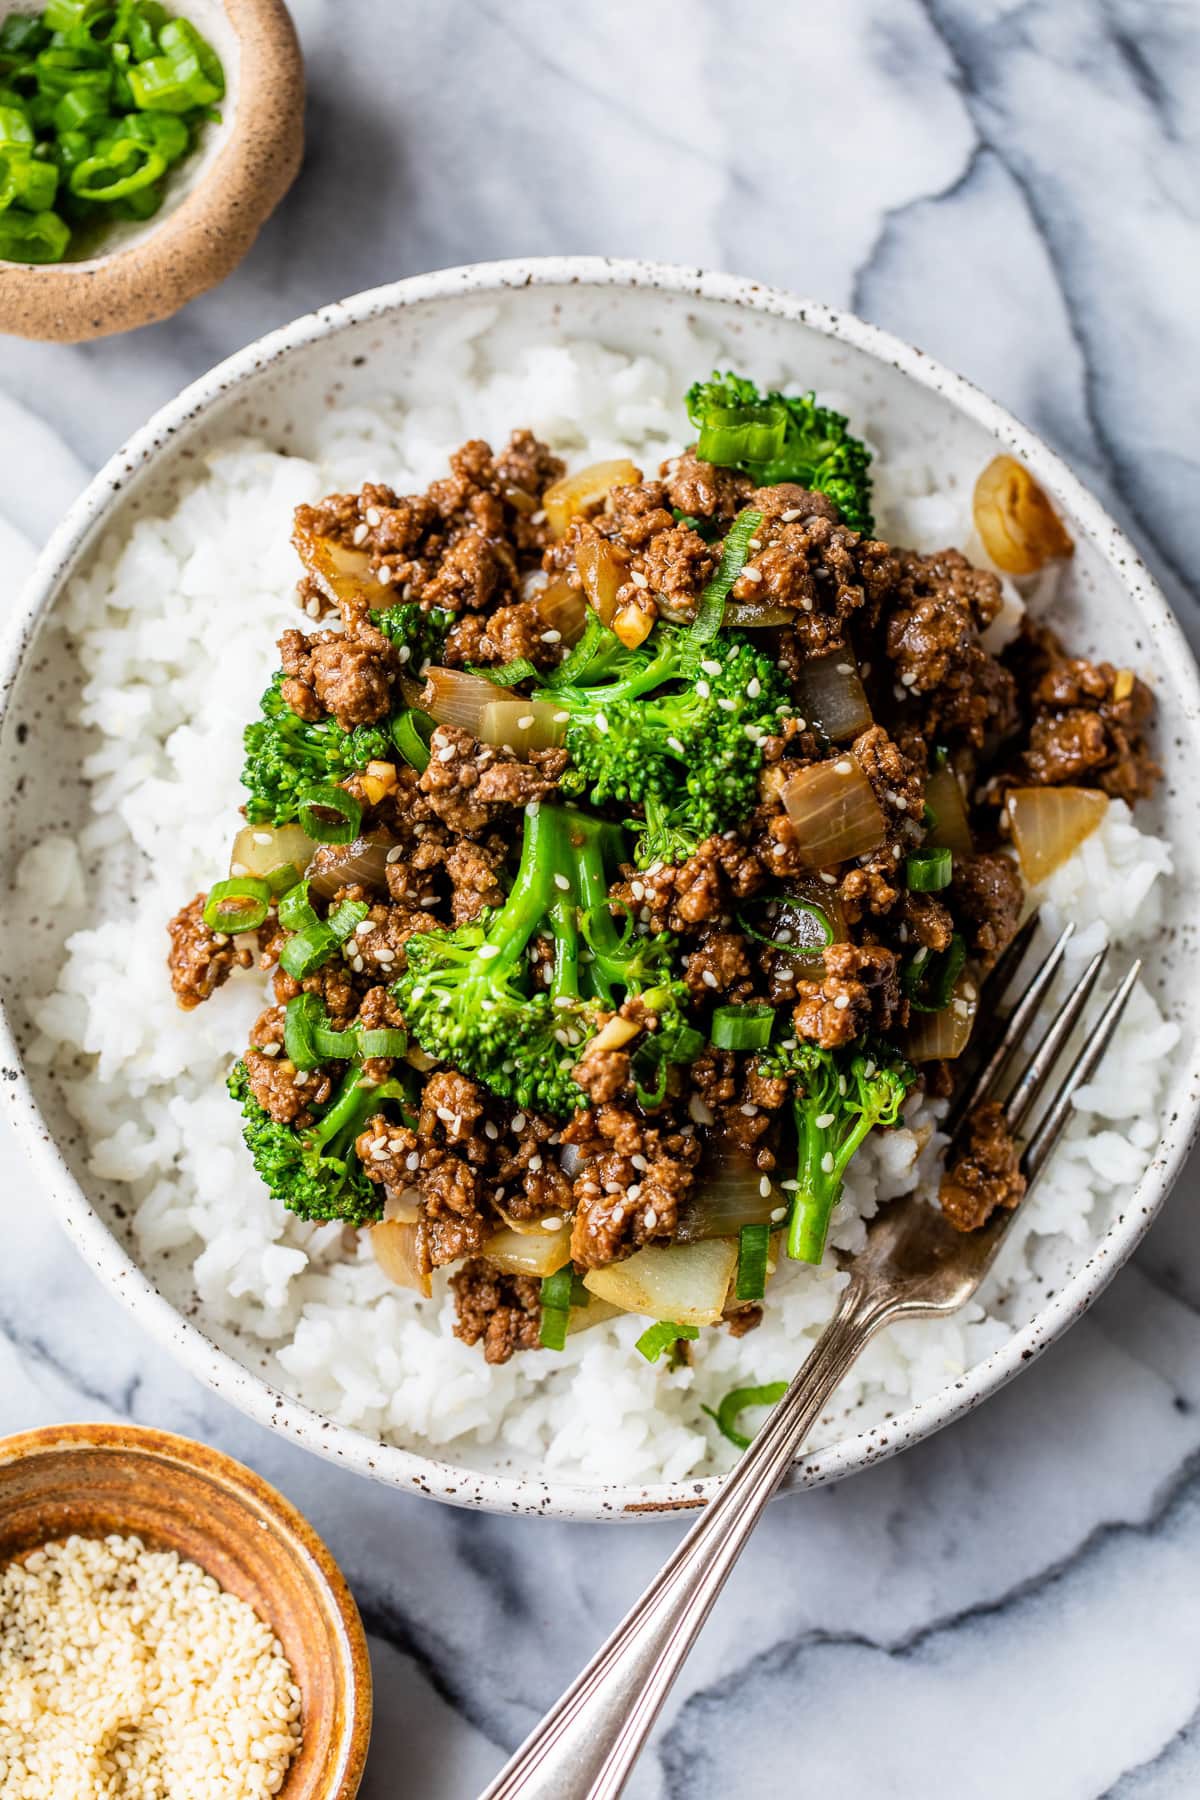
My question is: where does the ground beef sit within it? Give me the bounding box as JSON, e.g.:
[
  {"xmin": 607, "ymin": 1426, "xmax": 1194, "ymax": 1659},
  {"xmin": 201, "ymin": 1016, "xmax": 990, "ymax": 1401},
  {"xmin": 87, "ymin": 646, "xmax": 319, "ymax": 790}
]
[
  {"xmin": 445, "ymin": 598, "xmax": 562, "ymax": 670},
  {"xmin": 730, "ymin": 506, "xmax": 868, "ymax": 655},
  {"xmin": 564, "ymin": 1105, "xmax": 700, "ymax": 1268},
  {"xmin": 951, "ymin": 853, "xmax": 1024, "ymax": 968},
  {"xmin": 243, "ymin": 1045, "xmax": 331, "ymax": 1127},
  {"xmin": 939, "ymin": 1100, "xmax": 1026, "ymax": 1231},
  {"xmin": 637, "ymin": 523, "xmax": 718, "ymax": 616},
  {"xmin": 884, "ymin": 548, "xmax": 1017, "ymax": 748},
  {"xmin": 1012, "ymin": 626, "xmax": 1159, "ymax": 803},
  {"xmin": 792, "ymin": 943, "xmax": 903, "ymax": 1049},
  {"xmin": 450, "ymin": 1258, "xmax": 543, "ymax": 1365},
  {"xmin": 418, "ymin": 724, "xmax": 567, "ymax": 833},
  {"xmin": 661, "ymin": 450, "xmax": 754, "ymax": 525},
  {"xmin": 167, "ymin": 894, "xmax": 255, "ymax": 1009},
  {"xmin": 685, "ymin": 929, "xmax": 754, "ymax": 999},
  {"xmin": 277, "ymin": 626, "xmax": 394, "ymax": 732}
]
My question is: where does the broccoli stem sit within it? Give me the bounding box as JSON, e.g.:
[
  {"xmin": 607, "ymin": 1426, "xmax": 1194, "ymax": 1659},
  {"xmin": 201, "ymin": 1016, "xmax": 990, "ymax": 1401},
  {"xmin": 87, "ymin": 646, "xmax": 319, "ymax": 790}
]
[
  {"xmin": 789, "ymin": 1102, "xmax": 876, "ymax": 1265},
  {"xmin": 305, "ymin": 1065, "xmax": 408, "ymax": 1163}
]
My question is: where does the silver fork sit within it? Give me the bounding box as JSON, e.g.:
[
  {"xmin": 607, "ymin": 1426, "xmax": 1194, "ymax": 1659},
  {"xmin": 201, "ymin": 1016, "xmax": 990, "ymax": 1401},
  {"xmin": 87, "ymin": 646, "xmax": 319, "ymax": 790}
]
[{"xmin": 480, "ymin": 916, "xmax": 1142, "ymax": 1800}]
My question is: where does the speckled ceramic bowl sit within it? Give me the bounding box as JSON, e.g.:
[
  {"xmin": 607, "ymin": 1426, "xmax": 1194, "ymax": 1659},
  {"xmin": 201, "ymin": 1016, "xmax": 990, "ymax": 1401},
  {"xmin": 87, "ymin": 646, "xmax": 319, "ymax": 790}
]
[
  {"xmin": 0, "ymin": 1422, "xmax": 371, "ymax": 1796},
  {"xmin": 2, "ymin": 259, "xmax": 1198, "ymax": 1521},
  {"xmin": 0, "ymin": 0, "xmax": 303, "ymax": 342}
]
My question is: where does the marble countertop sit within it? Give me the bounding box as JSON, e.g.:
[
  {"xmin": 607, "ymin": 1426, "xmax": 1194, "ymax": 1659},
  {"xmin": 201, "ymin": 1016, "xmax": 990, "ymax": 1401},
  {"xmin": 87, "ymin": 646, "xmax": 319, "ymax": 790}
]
[{"xmin": 2, "ymin": 2, "xmax": 1199, "ymax": 1794}]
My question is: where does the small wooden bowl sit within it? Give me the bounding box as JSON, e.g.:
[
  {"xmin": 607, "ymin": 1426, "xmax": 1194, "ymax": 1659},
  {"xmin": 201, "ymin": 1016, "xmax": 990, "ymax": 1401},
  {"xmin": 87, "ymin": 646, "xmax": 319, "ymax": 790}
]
[
  {"xmin": 0, "ymin": 1423, "xmax": 371, "ymax": 1798},
  {"xmin": 0, "ymin": 0, "xmax": 304, "ymax": 342}
]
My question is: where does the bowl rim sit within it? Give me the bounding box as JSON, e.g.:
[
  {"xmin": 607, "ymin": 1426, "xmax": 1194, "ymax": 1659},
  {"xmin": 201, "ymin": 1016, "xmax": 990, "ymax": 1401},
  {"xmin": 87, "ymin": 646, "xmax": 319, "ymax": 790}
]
[
  {"xmin": 2, "ymin": 255, "xmax": 1198, "ymax": 1522},
  {"xmin": 0, "ymin": 1420, "xmax": 372, "ymax": 1796}
]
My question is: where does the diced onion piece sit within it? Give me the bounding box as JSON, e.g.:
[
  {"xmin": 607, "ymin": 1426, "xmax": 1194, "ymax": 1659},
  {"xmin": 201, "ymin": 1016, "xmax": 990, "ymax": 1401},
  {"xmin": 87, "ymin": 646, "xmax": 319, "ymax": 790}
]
[
  {"xmin": 369, "ymin": 1220, "xmax": 431, "ymax": 1297},
  {"xmin": 675, "ymin": 1142, "xmax": 782, "ymax": 1242},
  {"xmin": 722, "ymin": 600, "xmax": 794, "ymax": 628},
  {"xmin": 543, "ymin": 458, "xmax": 641, "ymax": 539},
  {"xmin": 423, "ymin": 666, "xmax": 519, "ymax": 734},
  {"xmin": 780, "ymin": 755, "xmax": 887, "ymax": 867},
  {"xmin": 382, "ymin": 1190, "xmax": 420, "ymax": 1225},
  {"xmin": 231, "ymin": 822, "xmax": 315, "ymax": 882},
  {"xmin": 305, "ymin": 830, "xmax": 394, "ymax": 901},
  {"xmin": 405, "ymin": 1045, "xmax": 438, "ymax": 1073},
  {"xmin": 1006, "ymin": 785, "xmax": 1107, "ymax": 883},
  {"xmin": 925, "ymin": 763, "xmax": 974, "ymax": 858},
  {"xmin": 565, "ymin": 1296, "xmax": 623, "ymax": 1337},
  {"xmin": 612, "ymin": 600, "xmax": 655, "ymax": 649},
  {"xmin": 537, "ymin": 575, "xmax": 587, "ymax": 646},
  {"xmin": 791, "ymin": 650, "xmax": 873, "ymax": 742},
  {"xmin": 359, "ymin": 760, "xmax": 398, "ymax": 806},
  {"xmin": 583, "ymin": 1237, "xmax": 738, "ymax": 1326},
  {"xmin": 973, "ymin": 455, "xmax": 1075, "ymax": 575},
  {"xmin": 589, "ymin": 1013, "xmax": 643, "ymax": 1055},
  {"xmin": 293, "ymin": 519, "xmax": 391, "ymax": 609},
  {"xmin": 905, "ymin": 971, "xmax": 979, "ymax": 1061},
  {"xmin": 483, "ymin": 1225, "xmax": 572, "ymax": 1278},
  {"xmin": 575, "ymin": 539, "xmax": 628, "ymax": 626},
  {"xmin": 478, "ymin": 699, "xmax": 567, "ymax": 756}
]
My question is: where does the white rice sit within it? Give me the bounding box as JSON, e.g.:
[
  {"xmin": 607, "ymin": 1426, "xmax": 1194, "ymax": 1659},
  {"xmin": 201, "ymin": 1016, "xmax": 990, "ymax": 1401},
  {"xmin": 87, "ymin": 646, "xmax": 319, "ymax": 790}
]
[{"xmin": 17, "ymin": 329, "xmax": 1179, "ymax": 1485}]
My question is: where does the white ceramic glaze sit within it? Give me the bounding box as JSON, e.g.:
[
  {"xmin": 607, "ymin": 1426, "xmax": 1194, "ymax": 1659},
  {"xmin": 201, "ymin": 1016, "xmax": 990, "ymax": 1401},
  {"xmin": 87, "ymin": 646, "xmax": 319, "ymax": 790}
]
[{"xmin": 1, "ymin": 258, "xmax": 1197, "ymax": 1522}]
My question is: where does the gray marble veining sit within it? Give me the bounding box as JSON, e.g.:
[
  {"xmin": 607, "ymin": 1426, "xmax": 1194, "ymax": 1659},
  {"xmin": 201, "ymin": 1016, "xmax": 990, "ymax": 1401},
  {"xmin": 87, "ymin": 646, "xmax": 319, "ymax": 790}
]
[{"xmin": 1, "ymin": 2, "xmax": 1198, "ymax": 1794}]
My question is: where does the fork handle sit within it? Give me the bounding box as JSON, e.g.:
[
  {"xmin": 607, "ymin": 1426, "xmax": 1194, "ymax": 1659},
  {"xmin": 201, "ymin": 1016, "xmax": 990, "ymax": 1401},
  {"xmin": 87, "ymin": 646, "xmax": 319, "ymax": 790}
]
[{"xmin": 479, "ymin": 1275, "xmax": 896, "ymax": 1800}]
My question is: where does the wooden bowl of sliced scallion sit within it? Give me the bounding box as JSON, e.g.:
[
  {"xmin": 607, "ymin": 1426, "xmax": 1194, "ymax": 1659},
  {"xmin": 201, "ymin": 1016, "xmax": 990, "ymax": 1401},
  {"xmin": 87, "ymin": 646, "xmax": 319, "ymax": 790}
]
[{"xmin": 0, "ymin": 0, "xmax": 303, "ymax": 340}]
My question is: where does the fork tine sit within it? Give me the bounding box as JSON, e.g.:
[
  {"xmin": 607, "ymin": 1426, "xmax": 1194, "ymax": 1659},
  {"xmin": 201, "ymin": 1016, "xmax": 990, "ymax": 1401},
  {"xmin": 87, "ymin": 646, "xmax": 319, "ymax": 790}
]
[
  {"xmin": 1020, "ymin": 958, "xmax": 1142, "ymax": 1185},
  {"xmin": 945, "ymin": 920, "xmax": 1075, "ymax": 1137},
  {"xmin": 1003, "ymin": 944, "xmax": 1109, "ymax": 1135}
]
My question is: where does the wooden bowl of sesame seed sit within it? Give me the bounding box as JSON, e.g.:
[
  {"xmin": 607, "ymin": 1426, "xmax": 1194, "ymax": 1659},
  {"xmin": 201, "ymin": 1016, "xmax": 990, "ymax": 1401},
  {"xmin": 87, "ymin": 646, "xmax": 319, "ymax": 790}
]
[{"xmin": 0, "ymin": 1422, "xmax": 371, "ymax": 1798}]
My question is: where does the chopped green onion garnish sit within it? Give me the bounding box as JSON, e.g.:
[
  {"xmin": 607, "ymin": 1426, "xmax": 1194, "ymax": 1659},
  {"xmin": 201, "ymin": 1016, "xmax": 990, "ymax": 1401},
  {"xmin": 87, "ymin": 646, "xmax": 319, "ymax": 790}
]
[
  {"xmin": 297, "ymin": 782, "xmax": 362, "ymax": 845},
  {"xmin": 0, "ymin": 149, "xmax": 58, "ymax": 209},
  {"xmin": 735, "ymin": 1222, "xmax": 771, "ymax": 1301},
  {"xmin": 326, "ymin": 897, "xmax": 369, "ymax": 943},
  {"xmin": 265, "ymin": 860, "xmax": 302, "ymax": 896},
  {"xmin": 201, "ymin": 876, "xmax": 270, "ymax": 934},
  {"xmin": 540, "ymin": 1265, "xmax": 574, "ymax": 1311},
  {"xmin": 278, "ymin": 925, "xmax": 335, "ymax": 982},
  {"xmin": 903, "ymin": 932, "xmax": 966, "ymax": 1012},
  {"xmin": 710, "ymin": 1004, "xmax": 774, "ymax": 1052},
  {"xmin": 702, "ymin": 1381, "xmax": 789, "ymax": 1450},
  {"xmin": 635, "ymin": 1320, "xmax": 700, "ymax": 1364},
  {"xmin": 684, "ymin": 507, "xmax": 762, "ymax": 659},
  {"xmin": 695, "ymin": 399, "xmax": 788, "ymax": 469},
  {"xmin": 277, "ymin": 880, "xmax": 319, "ymax": 933},
  {"xmin": 391, "ymin": 709, "xmax": 434, "ymax": 773},
  {"xmin": 69, "ymin": 137, "xmax": 164, "ymax": 198},
  {"xmin": 356, "ymin": 1026, "xmax": 407, "ymax": 1060},
  {"xmin": 905, "ymin": 847, "xmax": 952, "ymax": 892},
  {"xmin": 283, "ymin": 992, "xmax": 325, "ymax": 1070},
  {"xmin": 538, "ymin": 1263, "xmax": 575, "ymax": 1351},
  {"xmin": 737, "ymin": 893, "xmax": 833, "ymax": 959},
  {"xmin": 0, "ymin": 104, "xmax": 35, "ymax": 147}
]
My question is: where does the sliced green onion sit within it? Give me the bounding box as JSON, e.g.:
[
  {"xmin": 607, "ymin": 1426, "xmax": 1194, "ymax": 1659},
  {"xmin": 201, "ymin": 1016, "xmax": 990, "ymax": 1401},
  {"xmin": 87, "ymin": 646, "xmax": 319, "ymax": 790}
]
[
  {"xmin": 69, "ymin": 136, "xmax": 163, "ymax": 198},
  {"xmin": 44, "ymin": 0, "xmax": 113, "ymax": 31},
  {"xmin": 539, "ymin": 1263, "xmax": 574, "ymax": 1351},
  {"xmin": 684, "ymin": 507, "xmax": 762, "ymax": 660},
  {"xmin": 735, "ymin": 1223, "xmax": 771, "ymax": 1301},
  {"xmin": 0, "ymin": 103, "xmax": 34, "ymax": 147},
  {"xmin": 635, "ymin": 1320, "xmax": 700, "ymax": 1364},
  {"xmin": 326, "ymin": 898, "xmax": 369, "ymax": 943},
  {"xmin": 466, "ymin": 657, "xmax": 540, "ymax": 688},
  {"xmin": 737, "ymin": 894, "xmax": 832, "ymax": 959},
  {"xmin": 0, "ymin": 16, "xmax": 50, "ymax": 56},
  {"xmin": 265, "ymin": 860, "xmax": 302, "ymax": 897},
  {"xmin": 356, "ymin": 1027, "xmax": 407, "ymax": 1059},
  {"xmin": 127, "ymin": 18, "xmax": 222, "ymax": 112},
  {"xmin": 903, "ymin": 932, "xmax": 966, "ymax": 1013},
  {"xmin": 277, "ymin": 880, "xmax": 319, "ymax": 934},
  {"xmin": 391, "ymin": 709, "xmax": 434, "ymax": 773},
  {"xmin": 702, "ymin": 1381, "xmax": 789, "ymax": 1450},
  {"xmin": 117, "ymin": 106, "xmax": 186, "ymax": 159},
  {"xmin": 283, "ymin": 992, "xmax": 324, "ymax": 1070},
  {"xmin": 710, "ymin": 1004, "xmax": 774, "ymax": 1052},
  {"xmin": 51, "ymin": 83, "xmax": 110, "ymax": 130},
  {"xmin": 202, "ymin": 876, "xmax": 271, "ymax": 934},
  {"xmin": 695, "ymin": 398, "xmax": 788, "ymax": 469},
  {"xmin": 905, "ymin": 847, "xmax": 952, "ymax": 892},
  {"xmin": 298, "ymin": 781, "xmax": 362, "ymax": 845},
  {"xmin": 0, "ymin": 204, "xmax": 68, "ymax": 259},
  {"xmin": 0, "ymin": 149, "xmax": 58, "ymax": 208},
  {"xmin": 124, "ymin": 1, "xmax": 167, "ymax": 61},
  {"xmin": 279, "ymin": 925, "xmax": 335, "ymax": 982},
  {"xmin": 313, "ymin": 1021, "xmax": 359, "ymax": 1060}
]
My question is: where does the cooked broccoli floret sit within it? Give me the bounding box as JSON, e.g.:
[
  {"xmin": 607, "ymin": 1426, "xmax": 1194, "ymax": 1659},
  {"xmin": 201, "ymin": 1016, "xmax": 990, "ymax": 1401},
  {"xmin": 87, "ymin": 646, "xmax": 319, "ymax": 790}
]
[
  {"xmin": 762, "ymin": 1039, "xmax": 915, "ymax": 1264},
  {"xmin": 227, "ymin": 1059, "xmax": 411, "ymax": 1225},
  {"xmin": 685, "ymin": 371, "xmax": 874, "ymax": 534},
  {"xmin": 371, "ymin": 600, "xmax": 452, "ymax": 673},
  {"xmin": 541, "ymin": 618, "xmax": 792, "ymax": 868},
  {"xmin": 240, "ymin": 673, "xmax": 392, "ymax": 826},
  {"xmin": 392, "ymin": 802, "xmax": 697, "ymax": 1119}
]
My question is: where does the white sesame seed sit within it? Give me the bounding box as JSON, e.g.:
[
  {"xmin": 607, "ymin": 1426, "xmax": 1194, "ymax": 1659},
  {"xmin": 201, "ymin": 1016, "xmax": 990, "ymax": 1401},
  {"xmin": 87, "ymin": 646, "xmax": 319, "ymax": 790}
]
[
  {"xmin": 834, "ymin": 758, "xmax": 853, "ymax": 775},
  {"xmin": 695, "ymin": 679, "xmax": 711, "ymax": 699},
  {"xmin": 365, "ymin": 507, "xmax": 382, "ymax": 527},
  {"xmin": 512, "ymin": 1113, "xmax": 527, "ymax": 1132},
  {"xmin": 594, "ymin": 713, "xmax": 609, "ymax": 734},
  {"xmin": 352, "ymin": 521, "xmax": 369, "ymax": 544},
  {"xmin": 746, "ymin": 677, "xmax": 761, "ymax": 698},
  {"xmin": 553, "ymin": 873, "xmax": 571, "ymax": 891},
  {"xmin": 801, "ymin": 596, "xmax": 814, "ymax": 612},
  {"xmin": 541, "ymin": 628, "xmax": 562, "ymax": 643},
  {"xmin": 700, "ymin": 659, "xmax": 722, "ymax": 678},
  {"xmin": 759, "ymin": 1176, "xmax": 773, "ymax": 1198},
  {"xmin": 260, "ymin": 1041, "xmax": 281, "ymax": 1057},
  {"xmin": 553, "ymin": 710, "xmax": 570, "ymax": 724},
  {"xmin": 437, "ymin": 743, "xmax": 456, "ymax": 763},
  {"xmin": 526, "ymin": 800, "xmax": 540, "ymax": 817},
  {"xmin": 818, "ymin": 871, "xmax": 838, "ymax": 886},
  {"xmin": 741, "ymin": 1102, "xmax": 759, "ymax": 1117},
  {"xmin": 406, "ymin": 1151, "xmax": 420, "ymax": 1170},
  {"xmin": 643, "ymin": 1207, "xmax": 658, "ymax": 1229},
  {"xmin": 821, "ymin": 1151, "xmax": 836, "ymax": 1175},
  {"xmin": 689, "ymin": 1094, "xmax": 716, "ymax": 1125},
  {"xmin": 770, "ymin": 1205, "xmax": 788, "ymax": 1223},
  {"xmin": 528, "ymin": 1154, "xmax": 543, "ymax": 1172},
  {"xmin": 701, "ymin": 969, "xmax": 719, "ymax": 989},
  {"xmin": 631, "ymin": 569, "xmax": 648, "ymax": 589},
  {"xmin": 740, "ymin": 565, "xmax": 763, "ymax": 583},
  {"xmin": 833, "ymin": 993, "xmax": 851, "ymax": 1010},
  {"xmin": 541, "ymin": 1216, "xmax": 564, "ymax": 1231},
  {"xmin": 484, "ymin": 1120, "xmax": 499, "ymax": 1140},
  {"xmin": 780, "ymin": 507, "xmax": 802, "ymax": 523},
  {"xmin": 375, "ymin": 946, "xmax": 396, "ymax": 964},
  {"xmin": 553, "ymin": 994, "xmax": 574, "ymax": 1009},
  {"xmin": 477, "ymin": 943, "xmax": 501, "ymax": 959},
  {"xmin": 717, "ymin": 696, "xmax": 736, "ymax": 712},
  {"xmin": 230, "ymin": 861, "xmax": 250, "ymax": 877},
  {"xmin": 306, "ymin": 596, "xmax": 321, "ymax": 618},
  {"xmin": 667, "ymin": 735, "xmax": 687, "ymax": 755},
  {"xmin": 436, "ymin": 1105, "xmax": 455, "ymax": 1123},
  {"xmin": 815, "ymin": 1111, "xmax": 836, "ymax": 1129}
]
